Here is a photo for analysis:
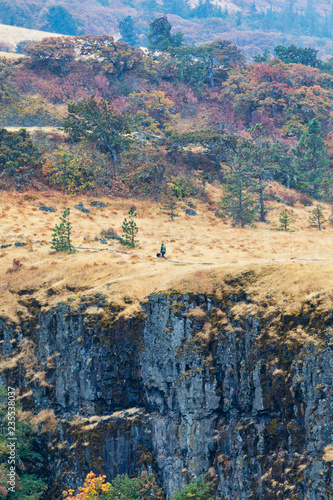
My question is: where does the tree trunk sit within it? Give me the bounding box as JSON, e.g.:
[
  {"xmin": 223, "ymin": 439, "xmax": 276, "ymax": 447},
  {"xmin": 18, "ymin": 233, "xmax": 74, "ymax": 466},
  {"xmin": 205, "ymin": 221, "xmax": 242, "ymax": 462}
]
[
  {"xmin": 209, "ymin": 58, "xmax": 214, "ymax": 89},
  {"xmin": 258, "ymin": 174, "xmax": 266, "ymax": 222},
  {"xmin": 286, "ymin": 172, "xmax": 290, "ymax": 190},
  {"xmin": 250, "ymin": 105, "xmax": 254, "ymax": 123}
]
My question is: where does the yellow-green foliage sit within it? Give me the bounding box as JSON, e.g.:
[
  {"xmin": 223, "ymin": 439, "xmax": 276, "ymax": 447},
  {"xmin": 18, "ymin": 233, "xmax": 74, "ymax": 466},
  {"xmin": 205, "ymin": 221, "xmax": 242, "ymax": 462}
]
[{"xmin": 43, "ymin": 144, "xmax": 102, "ymax": 195}]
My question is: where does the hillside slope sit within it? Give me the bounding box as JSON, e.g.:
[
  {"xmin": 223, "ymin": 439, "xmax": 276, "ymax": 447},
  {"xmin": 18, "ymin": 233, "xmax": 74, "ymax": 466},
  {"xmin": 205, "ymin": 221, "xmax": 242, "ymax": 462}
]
[
  {"xmin": 0, "ymin": 23, "xmax": 62, "ymax": 49},
  {"xmin": 1, "ymin": 189, "xmax": 333, "ymax": 498},
  {"xmin": 1, "ymin": 0, "xmax": 333, "ymax": 58}
]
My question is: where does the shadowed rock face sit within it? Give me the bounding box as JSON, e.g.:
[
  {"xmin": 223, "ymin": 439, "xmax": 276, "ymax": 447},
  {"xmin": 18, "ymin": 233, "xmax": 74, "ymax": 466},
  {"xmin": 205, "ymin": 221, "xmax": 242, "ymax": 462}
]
[{"xmin": 0, "ymin": 286, "xmax": 333, "ymax": 499}]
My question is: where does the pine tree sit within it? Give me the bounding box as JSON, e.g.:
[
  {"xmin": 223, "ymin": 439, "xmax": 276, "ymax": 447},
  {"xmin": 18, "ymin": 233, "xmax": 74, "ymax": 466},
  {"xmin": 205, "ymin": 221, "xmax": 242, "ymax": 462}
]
[
  {"xmin": 161, "ymin": 190, "xmax": 179, "ymax": 221},
  {"xmin": 120, "ymin": 207, "xmax": 139, "ymax": 248},
  {"xmin": 163, "ymin": 0, "xmax": 190, "ymax": 17},
  {"xmin": 293, "ymin": 118, "xmax": 330, "ymax": 199},
  {"xmin": 44, "ymin": 5, "xmax": 79, "ymax": 35},
  {"xmin": 51, "ymin": 208, "xmax": 76, "ymax": 252},
  {"xmin": 119, "ymin": 16, "xmax": 139, "ymax": 46},
  {"xmin": 271, "ymin": 141, "xmax": 297, "ymax": 190},
  {"xmin": 242, "ymin": 125, "xmax": 275, "ymax": 223},
  {"xmin": 308, "ymin": 204, "xmax": 327, "ymax": 230},
  {"xmin": 147, "ymin": 15, "xmax": 183, "ymax": 53},
  {"xmin": 220, "ymin": 158, "xmax": 257, "ymax": 228},
  {"xmin": 277, "ymin": 209, "xmax": 295, "ymax": 231}
]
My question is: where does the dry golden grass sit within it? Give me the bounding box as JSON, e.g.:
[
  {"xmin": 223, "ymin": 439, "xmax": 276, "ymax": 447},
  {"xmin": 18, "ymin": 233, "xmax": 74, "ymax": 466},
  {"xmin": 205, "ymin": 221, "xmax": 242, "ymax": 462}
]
[
  {"xmin": 0, "ymin": 51, "xmax": 22, "ymax": 60},
  {"xmin": 1, "ymin": 186, "xmax": 333, "ymax": 319},
  {"xmin": 0, "ymin": 23, "xmax": 63, "ymax": 49},
  {"xmin": 323, "ymin": 445, "xmax": 333, "ymax": 462},
  {"xmin": 18, "ymin": 408, "xmax": 58, "ymax": 434}
]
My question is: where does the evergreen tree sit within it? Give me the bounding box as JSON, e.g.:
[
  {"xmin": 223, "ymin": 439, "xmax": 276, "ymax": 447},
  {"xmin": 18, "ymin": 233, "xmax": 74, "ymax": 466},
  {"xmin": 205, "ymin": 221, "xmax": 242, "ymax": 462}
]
[
  {"xmin": 119, "ymin": 16, "xmax": 139, "ymax": 46},
  {"xmin": 271, "ymin": 141, "xmax": 297, "ymax": 190},
  {"xmin": 0, "ymin": 386, "xmax": 47, "ymax": 499},
  {"xmin": 277, "ymin": 209, "xmax": 295, "ymax": 231},
  {"xmin": 120, "ymin": 207, "xmax": 139, "ymax": 248},
  {"xmin": 163, "ymin": 0, "xmax": 190, "ymax": 18},
  {"xmin": 161, "ymin": 189, "xmax": 179, "ymax": 221},
  {"xmin": 236, "ymin": 11, "xmax": 242, "ymax": 26},
  {"xmin": 51, "ymin": 208, "xmax": 76, "ymax": 252},
  {"xmin": 44, "ymin": 5, "xmax": 80, "ymax": 35},
  {"xmin": 249, "ymin": 2, "xmax": 258, "ymax": 18},
  {"xmin": 308, "ymin": 204, "xmax": 327, "ymax": 230},
  {"xmin": 274, "ymin": 44, "xmax": 320, "ymax": 67},
  {"xmin": 147, "ymin": 15, "xmax": 183, "ymax": 52},
  {"xmin": 253, "ymin": 50, "xmax": 271, "ymax": 63},
  {"xmin": 241, "ymin": 125, "xmax": 274, "ymax": 223},
  {"xmin": 292, "ymin": 118, "xmax": 330, "ymax": 199},
  {"xmin": 219, "ymin": 153, "xmax": 257, "ymax": 228},
  {"xmin": 142, "ymin": 0, "xmax": 160, "ymax": 12}
]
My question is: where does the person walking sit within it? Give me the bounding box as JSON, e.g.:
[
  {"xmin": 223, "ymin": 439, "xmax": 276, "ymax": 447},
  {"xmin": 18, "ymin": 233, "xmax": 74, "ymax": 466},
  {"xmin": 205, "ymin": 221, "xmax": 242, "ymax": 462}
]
[{"xmin": 161, "ymin": 242, "xmax": 166, "ymax": 259}]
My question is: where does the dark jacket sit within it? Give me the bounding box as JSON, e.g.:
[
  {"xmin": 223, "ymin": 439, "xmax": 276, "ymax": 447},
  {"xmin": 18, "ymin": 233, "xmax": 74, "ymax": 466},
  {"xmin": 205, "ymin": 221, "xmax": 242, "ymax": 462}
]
[{"xmin": 161, "ymin": 244, "xmax": 166, "ymax": 254}]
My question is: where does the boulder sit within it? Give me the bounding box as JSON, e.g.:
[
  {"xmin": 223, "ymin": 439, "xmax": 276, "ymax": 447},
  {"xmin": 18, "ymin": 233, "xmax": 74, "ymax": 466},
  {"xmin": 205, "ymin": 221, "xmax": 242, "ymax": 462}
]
[
  {"xmin": 90, "ymin": 201, "xmax": 107, "ymax": 208},
  {"xmin": 186, "ymin": 208, "xmax": 197, "ymax": 216},
  {"xmin": 39, "ymin": 205, "xmax": 55, "ymax": 213},
  {"xmin": 75, "ymin": 204, "xmax": 91, "ymax": 214}
]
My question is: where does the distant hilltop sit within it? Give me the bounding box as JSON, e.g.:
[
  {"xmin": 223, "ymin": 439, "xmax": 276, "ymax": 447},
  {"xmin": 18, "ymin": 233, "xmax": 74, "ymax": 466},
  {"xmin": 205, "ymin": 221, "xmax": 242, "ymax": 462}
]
[{"xmin": 0, "ymin": 23, "xmax": 63, "ymax": 51}]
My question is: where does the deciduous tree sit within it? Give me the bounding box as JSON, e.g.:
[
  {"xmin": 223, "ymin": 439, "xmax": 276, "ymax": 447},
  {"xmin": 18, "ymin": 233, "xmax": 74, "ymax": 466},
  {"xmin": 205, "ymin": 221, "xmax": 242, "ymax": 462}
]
[
  {"xmin": 24, "ymin": 37, "xmax": 75, "ymax": 76},
  {"xmin": 171, "ymin": 40, "xmax": 245, "ymax": 88},
  {"xmin": 0, "ymin": 128, "xmax": 39, "ymax": 182},
  {"xmin": 62, "ymin": 97, "xmax": 131, "ymax": 163},
  {"xmin": 76, "ymin": 35, "xmax": 145, "ymax": 81},
  {"xmin": 129, "ymin": 90, "xmax": 179, "ymax": 133}
]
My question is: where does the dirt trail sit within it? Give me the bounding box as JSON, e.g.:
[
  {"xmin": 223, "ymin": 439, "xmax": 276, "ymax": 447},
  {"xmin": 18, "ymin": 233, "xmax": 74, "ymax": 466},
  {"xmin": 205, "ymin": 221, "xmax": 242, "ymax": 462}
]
[{"xmin": 1, "ymin": 188, "xmax": 333, "ymax": 318}]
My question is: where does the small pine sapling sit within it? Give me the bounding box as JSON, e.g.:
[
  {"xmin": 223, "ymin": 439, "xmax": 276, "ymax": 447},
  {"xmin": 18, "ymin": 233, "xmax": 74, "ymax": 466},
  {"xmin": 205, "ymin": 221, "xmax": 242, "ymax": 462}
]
[
  {"xmin": 277, "ymin": 208, "xmax": 295, "ymax": 231},
  {"xmin": 120, "ymin": 207, "xmax": 139, "ymax": 248},
  {"xmin": 308, "ymin": 204, "xmax": 327, "ymax": 230},
  {"xmin": 51, "ymin": 208, "xmax": 76, "ymax": 252},
  {"xmin": 161, "ymin": 190, "xmax": 180, "ymax": 221}
]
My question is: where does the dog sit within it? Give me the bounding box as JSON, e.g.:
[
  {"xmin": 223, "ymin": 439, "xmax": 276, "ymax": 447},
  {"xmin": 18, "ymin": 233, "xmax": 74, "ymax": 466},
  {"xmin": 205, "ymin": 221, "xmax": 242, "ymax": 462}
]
[{"xmin": 156, "ymin": 253, "xmax": 162, "ymax": 257}]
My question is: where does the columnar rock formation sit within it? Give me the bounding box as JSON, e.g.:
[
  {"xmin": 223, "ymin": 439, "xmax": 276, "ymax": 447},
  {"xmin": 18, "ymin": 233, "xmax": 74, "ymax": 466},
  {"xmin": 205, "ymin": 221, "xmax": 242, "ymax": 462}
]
[{"xmin": 1, "ymin": 274, "xmax": 332, "ymax": 499}]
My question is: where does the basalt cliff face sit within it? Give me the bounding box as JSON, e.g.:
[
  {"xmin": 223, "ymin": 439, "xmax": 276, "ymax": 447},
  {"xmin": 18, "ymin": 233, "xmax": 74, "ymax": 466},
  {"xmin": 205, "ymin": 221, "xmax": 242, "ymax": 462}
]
[{"xmin": 0, "ymin": 273, "xmax": 333, "ymax": 499}]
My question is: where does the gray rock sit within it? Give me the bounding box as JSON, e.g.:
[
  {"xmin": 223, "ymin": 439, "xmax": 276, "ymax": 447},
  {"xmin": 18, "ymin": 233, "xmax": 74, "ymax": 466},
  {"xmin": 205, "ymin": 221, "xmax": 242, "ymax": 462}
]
[
  {"xmin": 185, "ymin": 208, "xmax": 197, "ymax": 216},
  {"xmin": 75, "ymin": 204, "xmax": 91, "ymax": 214},
  {"xmin": 90, "ymin": 201, "xmax": 107, "ymax": 208},
  {"xmin": 39, "ymin": 205, "xmax": 55, "ymax": 213},
  {"xmin": 1, "ymin": 288, "xmax": 332, "ymax": 499}
]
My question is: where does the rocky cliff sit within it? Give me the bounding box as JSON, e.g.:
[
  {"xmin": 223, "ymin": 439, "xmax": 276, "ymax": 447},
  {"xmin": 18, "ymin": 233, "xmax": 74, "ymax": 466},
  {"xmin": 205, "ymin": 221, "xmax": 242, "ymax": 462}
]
[{"xmin": 0, "ymin": 268, "xmax": 332, "ymax": 499}]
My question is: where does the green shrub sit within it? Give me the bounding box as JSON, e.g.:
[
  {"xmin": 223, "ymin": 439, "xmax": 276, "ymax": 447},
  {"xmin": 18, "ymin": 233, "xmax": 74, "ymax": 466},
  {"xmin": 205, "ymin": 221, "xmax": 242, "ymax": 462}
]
[
  {"xmin": 168, "ymin": 176, "xmax": 197, "ymax": 200},
  {"xmin": 172, "ymin": 476, "xmax": 214, "ymax": 500},
  {"xmin": 43, "ymin": 144, "xmax": 102, "ymax": 195}
]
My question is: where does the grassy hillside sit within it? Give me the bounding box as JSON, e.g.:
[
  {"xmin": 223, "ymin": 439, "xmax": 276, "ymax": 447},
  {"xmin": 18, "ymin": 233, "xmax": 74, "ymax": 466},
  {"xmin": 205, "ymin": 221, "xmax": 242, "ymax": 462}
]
[
  {"xmin": 1, "ymin": 185, "xmax": 333, "ymax": 320},
  {"xmin": 0, "ymin": 23, "xmax": 62, "ymax": 51},
  {"xmin": 1, "ymin": 0, "xmax": 333, "ymax": 58}
]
